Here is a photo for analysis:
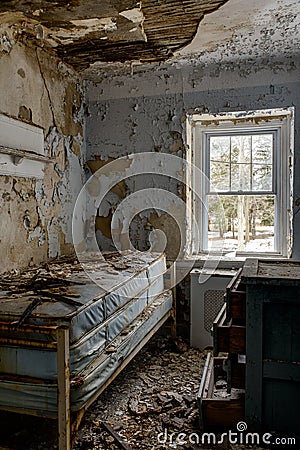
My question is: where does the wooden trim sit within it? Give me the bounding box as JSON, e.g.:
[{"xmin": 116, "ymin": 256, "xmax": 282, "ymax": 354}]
[
  {"xmin": 245, "ymin": 285, "xmax": 263, "ymax": 428},
  {"xmin": 57, "ymin": 326, "xmax": 71, "ymax": 450},
  {"xmin": 0, "ymin": 145, "xmax": 53, "ymax": 163}
]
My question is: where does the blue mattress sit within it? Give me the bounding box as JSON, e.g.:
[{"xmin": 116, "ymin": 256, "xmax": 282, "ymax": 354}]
[{"xmin": 0, "ymin": 252, "xmax": 171, "ymax": 415}]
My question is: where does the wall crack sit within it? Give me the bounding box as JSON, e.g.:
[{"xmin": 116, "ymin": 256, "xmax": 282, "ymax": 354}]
[{"xmin": 35, "ymin": 47, "xmax": 57, "ymax": 129}]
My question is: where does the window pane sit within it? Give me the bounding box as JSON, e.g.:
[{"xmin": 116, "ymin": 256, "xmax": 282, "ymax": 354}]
[
  {"xmin": 231, "ymin": 163, "xmax": 251, "ymax": 191},
  {"xmin": 209, "ymin": 132, "xmax": 273, "ymax": 194},
  {"xmin": 210, "ymin": 136, "xmax": 230, "ymax": 162},
  {"xmin": 252, "ymin": 134, "xmax": 273, "ymax": 164},
  {"xmin": 252, "ymin": 164, "xmax": 272, "ymax": 191},
  {"xmin": 210, "ymin": 162, "xmax": 230, "ymax": 191},
  {"xmin": 231, "ymin": 135, "xmax": 251, "ymax": 163},
  {"xmin": 207, "ymin": 194, "xmax": 275, "ymax": 253}
]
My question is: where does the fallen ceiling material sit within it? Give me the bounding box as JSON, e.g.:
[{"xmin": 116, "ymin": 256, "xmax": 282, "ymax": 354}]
[{"xmin": 0, "ymin": 0, "xmax": 228, "ymax": 70}]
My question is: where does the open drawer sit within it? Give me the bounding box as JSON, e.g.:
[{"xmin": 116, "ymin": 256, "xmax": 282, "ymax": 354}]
[{"xmin": 197, "ymin": 353, "xmax": 245, "ymax": 430}]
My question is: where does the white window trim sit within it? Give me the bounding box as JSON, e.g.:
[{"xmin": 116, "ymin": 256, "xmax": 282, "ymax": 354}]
[{"xmin": 186, "ymin": 108, "xmax": 294, "ymax": 258}]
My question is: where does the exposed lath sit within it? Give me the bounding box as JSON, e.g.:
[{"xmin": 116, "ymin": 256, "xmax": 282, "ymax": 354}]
[{"xmin": 0, "ymin": 0, "xmax": 229, "ymax": 70}]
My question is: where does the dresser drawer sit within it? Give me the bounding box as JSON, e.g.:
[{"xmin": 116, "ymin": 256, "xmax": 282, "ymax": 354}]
[
  {"xmin": 213, "ymin": 304, "xmax": 246, "ymax": 355},
  {"xmin": 197, "ymin": 353, "xmax": 245, "ymax": 429}
]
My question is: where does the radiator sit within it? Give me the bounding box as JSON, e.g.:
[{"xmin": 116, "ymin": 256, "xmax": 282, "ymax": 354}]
[{"xmin": 190, "ymin": 268, "xmax": 236, "ymax": 349}]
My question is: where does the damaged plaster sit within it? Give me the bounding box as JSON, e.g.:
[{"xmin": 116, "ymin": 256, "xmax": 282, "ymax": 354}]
[
  {"xmin": 1, "ymin": 0, "xmax": 299, "ymax": 272},
  {"xmin": 0, "ymin": 25, "xmax": 85, "ymax": 273},
  {"xmin": 176, "ymin": 0, "xmax": 300, "ymax": 63},
  {"xmin": 85, "ymin": 51, "xmax": 300, "ymax": 258},
  {"xmin": 0, "ymin": 0, "xmax": 229, "ymax": 70}
]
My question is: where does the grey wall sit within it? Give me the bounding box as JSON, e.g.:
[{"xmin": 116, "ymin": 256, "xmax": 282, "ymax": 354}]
[{"xmin": 85, "ymin": 55, "xmax": 300, "ymax": 258}]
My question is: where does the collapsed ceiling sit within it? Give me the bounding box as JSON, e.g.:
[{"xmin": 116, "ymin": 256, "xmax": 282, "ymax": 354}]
[
  {"xmin": 0, "ymin": 0, "xmax": 299, "ymax": 73},
  {"xmin": 0, "ymin": 0, "xmax": 228, "ymax": 70}
]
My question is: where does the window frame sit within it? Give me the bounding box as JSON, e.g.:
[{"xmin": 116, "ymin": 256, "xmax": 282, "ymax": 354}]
[{"xmin": 186, "ymin": 109, "xmax": 294, "ymax": 258}]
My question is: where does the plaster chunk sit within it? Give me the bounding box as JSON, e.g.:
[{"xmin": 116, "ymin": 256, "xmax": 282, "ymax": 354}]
[
  {"xmin": 0, "ymin": 33, "xmax": 13, "ymax": 53},
  {"xmin": 70, "ymin": 18, "xmax": 116, "ymax": 30},
  {"xmin": 57, "ymin": 18, "xmax": 117, "ymax": 41},
  {"xmin": 119, "ymin": 9, "xmax": 144, "ymax": 24},
  {"xmin": 27, "ymin": 226, "xmax": 46, "ymax": 246}
]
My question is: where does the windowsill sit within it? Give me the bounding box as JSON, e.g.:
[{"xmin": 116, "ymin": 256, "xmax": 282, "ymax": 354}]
[{"xmin": 176, "ymin": 253, "xmax": 289, "ymax": 270}]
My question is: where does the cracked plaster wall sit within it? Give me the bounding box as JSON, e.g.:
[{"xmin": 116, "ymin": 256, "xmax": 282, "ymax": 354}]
[
  {"xmin": 85, "ymin": 54, "xmax": 300, "ymax": 259},
  {"xmin": 0, "ymin": 27, "xmax": 85, "ymax": 273}
]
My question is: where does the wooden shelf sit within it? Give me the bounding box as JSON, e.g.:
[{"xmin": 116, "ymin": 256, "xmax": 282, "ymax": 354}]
[{"xmin": 0, "ymin": 145, "xmax": 53, "ymax": 164}]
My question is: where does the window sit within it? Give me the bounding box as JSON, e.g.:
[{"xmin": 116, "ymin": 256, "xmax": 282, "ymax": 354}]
[{"xmin": 186, "ymin": 109, "xmax": 294, "ymax": 257}]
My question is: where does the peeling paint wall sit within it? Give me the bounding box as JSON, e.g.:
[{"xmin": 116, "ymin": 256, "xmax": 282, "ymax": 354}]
[
  {"xmin": 0, "ymin": 26, "xmax": 85, "ymax": 273},
  {"xmin": 85, "ymin": 55, "xmax": 300, "ymax": 258}
]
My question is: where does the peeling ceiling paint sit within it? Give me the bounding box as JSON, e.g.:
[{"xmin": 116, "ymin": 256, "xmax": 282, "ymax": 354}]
[
  {"xmin": 0, "ymin": 0, "xmax": 299, "ymax": 73},
  {"xmin": 0, "ymin": 0, "xmax": 229, "ymax": 70},
  {"xmin": 175, "ymin": 0, "xmax": 300, "ymax": 63}
]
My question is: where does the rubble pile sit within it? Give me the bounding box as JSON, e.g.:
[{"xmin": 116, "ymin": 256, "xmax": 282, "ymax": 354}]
[
  {"xmin": 0, "ymin": 335, "xmax": 269, "ymax": 449},
  {"xmin": 74, "ymin": 336, "xmax": 205, "ymax": 450}
]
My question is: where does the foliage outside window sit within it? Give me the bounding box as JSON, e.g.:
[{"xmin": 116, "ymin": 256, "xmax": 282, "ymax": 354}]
[{"xmin": 207, "ymin": 133, "xmax": 275, "ymax": 253}]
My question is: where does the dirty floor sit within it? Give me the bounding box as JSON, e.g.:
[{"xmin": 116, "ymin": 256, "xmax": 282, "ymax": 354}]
[{"xmin": 0, "ymin": 335, "xmax": 273, "ymax": 450}]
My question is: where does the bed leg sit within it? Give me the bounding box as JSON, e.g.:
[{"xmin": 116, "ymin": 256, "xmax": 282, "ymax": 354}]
[
  {"xmin": 170, "ymin": 262, "xmax": 177, "ymax": 339},
  {"xmin": 57, "ymin": 326, "xmax": 71, "ymax": 450}
]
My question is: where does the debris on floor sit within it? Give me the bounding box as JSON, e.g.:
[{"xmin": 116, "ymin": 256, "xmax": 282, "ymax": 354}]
[
  {"xmin": 0, "ymin": 335, "xmax": 270, "ymax": 450},
  {"xmin": 73, "ymin": 336, "xmax": 205, "ymax": 450}
]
